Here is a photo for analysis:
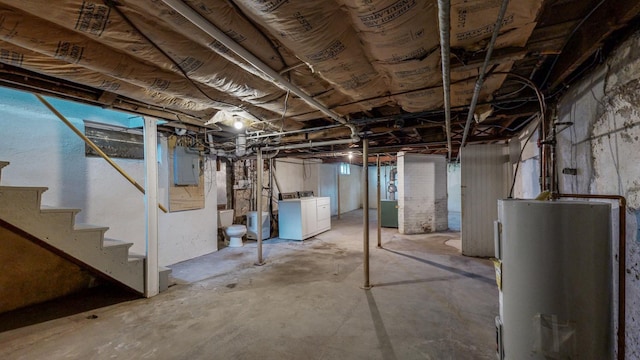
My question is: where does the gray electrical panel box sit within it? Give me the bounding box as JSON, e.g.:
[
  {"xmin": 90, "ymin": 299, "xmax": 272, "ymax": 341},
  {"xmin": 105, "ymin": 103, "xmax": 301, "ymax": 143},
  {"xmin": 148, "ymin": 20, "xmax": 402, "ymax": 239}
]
[{"xmin": 174, "ymin": 146, "xmax": 200, "ymax": 186}]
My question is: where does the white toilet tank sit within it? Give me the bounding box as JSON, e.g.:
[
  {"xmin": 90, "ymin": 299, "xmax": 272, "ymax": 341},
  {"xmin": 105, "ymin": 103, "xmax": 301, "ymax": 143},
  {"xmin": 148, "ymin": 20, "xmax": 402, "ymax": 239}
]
[{"xmin": 218, "ymin": 209, "xmax": 234, "ymax": 228}]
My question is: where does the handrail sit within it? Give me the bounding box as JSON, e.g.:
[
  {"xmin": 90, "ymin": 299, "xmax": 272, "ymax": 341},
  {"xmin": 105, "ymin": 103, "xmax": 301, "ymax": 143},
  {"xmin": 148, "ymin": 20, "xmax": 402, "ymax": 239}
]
[{"xmin": 34, "ymin": 94, "xmax": 168, "ymax": 213}]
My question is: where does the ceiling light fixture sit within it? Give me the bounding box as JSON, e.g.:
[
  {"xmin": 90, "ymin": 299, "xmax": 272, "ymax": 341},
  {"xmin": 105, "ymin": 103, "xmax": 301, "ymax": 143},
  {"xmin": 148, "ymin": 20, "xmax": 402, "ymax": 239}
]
[
  {"xmin": 348, "ymin": 152, "xmax": 353, "ymax": 160},
  {"xmin": 233, "ymin": 119, "xmax": 244, "ymax": 129}
]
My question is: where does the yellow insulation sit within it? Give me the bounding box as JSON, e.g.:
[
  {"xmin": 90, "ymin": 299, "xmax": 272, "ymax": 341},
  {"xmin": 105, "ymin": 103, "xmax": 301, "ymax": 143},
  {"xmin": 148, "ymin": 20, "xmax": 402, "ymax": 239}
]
[
  {"xmin": 232, "ymin": 0, "xmax": 388, "ymax": 101},
  {"xmin": 450, "ymin": 0, "xmax": 542, "ymax": 49},
  {"xmin": 0, "ymin": 42, "xmax": 215, "ymax": 116},
  {"xmin": 0, "ymin": 0, "xmax": 316, "ymax": 120},
  {"xmin": 339, "ymin": 0, "xmax": 442, "ymax": 93}
]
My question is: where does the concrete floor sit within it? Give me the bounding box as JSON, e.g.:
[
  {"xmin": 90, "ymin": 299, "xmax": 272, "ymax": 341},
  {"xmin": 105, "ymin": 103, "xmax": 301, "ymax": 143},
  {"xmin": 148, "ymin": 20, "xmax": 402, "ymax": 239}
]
[{"xmin": 0, "ymin": 210, "xmax": 498, "ymax": 359}]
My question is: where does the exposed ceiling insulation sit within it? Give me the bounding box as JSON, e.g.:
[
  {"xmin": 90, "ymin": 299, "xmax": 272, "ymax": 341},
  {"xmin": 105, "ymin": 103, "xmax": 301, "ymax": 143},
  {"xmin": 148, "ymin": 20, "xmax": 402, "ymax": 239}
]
[{"xmin": 0, "ymin": 0, "xmax": 638, "ymax": 159}]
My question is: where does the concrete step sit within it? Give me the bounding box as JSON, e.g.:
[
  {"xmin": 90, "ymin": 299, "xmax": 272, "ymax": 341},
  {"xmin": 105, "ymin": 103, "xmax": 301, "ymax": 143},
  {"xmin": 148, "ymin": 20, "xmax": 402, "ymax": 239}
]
[
  {"xmin": 0, "ymin": 178, "xmax": 150, "ymax": 295},
  {"xmin": 0, "ymin": 186, "xmax": 48, "ymax": 215},
  {"xmin": 159, "ymin": 266, "xmax": 172, "ymax": 293},
  {"xmin": 101, "ymin": 238, "xmax": 134, "ymax": 261},
  {"xmin": 0, "ymin": 161, "xmax": 8, "ymax": 182},
  {"xmin": 72, "ymin": 223, "xmax": 110, "ymax": 247},
  {"xmin": 40, "ymin": 206, "xmax": 82, "ymax": 229}
]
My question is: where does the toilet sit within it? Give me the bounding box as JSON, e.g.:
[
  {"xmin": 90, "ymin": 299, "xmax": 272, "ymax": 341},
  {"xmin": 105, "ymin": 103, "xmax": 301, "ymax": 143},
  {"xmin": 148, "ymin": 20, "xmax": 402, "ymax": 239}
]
[{"xmin": 217, "ymin": 209, "xmax": 247, "ymax": 247}]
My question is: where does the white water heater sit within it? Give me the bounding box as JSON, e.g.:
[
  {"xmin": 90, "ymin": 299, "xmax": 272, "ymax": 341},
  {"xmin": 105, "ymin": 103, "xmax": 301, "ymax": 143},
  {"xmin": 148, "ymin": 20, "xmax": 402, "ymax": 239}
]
[
  {"xmin": 247, "ymin": 211, "xmax": 270, "ymax": 240},
  {"xmin": 495, "ymin": 200, "xmax": 612, "ymax": 360}
]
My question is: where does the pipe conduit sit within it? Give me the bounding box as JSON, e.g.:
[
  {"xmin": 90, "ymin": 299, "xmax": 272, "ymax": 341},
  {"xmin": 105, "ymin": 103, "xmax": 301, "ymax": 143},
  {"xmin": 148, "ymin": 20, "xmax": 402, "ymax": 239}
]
[
  {"xmin": 260, "ymin": 138, "xmax": 358, "ymax": 152},
  {"xmin": 437, "ymin": 0, "xmax": 453, "ymax": 161},
  {"xmin": 161, "ymin": 0, "xmax": 359, "ymax": 140},
  {"xmin": 458, "ymin": 0, "xmax": 510, "ymax": 160}
]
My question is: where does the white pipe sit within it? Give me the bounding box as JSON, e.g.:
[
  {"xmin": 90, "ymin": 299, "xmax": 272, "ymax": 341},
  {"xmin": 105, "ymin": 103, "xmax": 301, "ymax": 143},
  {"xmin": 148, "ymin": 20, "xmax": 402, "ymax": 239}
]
[
  {"xmin": 261, "ymin": 138, "xmax": 357, "ymax": 151},
  {"xmin": 458, "ymin": 0, "xmax": 510, "ymax": 160},
  {"xmin": 143, "ymin": 116, "xmax": 159, "ymax": 297},
  {"xmin": 437, "ymin": 0, "xmax": 453, "ymax": 161},
  {"xmin": 161, "ymin": 0, "xmax": 358, "ymax": 138}
]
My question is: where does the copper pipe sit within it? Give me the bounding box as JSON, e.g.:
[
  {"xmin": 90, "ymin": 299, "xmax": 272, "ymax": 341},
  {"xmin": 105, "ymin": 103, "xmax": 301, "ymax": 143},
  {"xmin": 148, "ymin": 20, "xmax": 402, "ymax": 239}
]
[{"xmin": 556, "ymin": 193, "xmax": 626, "ymax": 360}]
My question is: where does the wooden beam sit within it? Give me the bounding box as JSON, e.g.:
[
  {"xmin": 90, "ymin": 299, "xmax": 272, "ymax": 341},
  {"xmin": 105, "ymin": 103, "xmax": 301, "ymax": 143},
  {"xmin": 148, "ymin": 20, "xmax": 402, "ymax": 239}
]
[
  {"xmin": 549, "ymin": 0, "xmax": 640, "ymax": 89},
  {"xmin": 452, "ymin": 47, "xmax": 527, "ymax": 69}
]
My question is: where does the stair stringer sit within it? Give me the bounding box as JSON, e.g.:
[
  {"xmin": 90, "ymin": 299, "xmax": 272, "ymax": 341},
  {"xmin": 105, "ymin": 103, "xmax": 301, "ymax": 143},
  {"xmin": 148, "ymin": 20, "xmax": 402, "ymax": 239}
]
[{"xmin": 0, "ymin": 185, "xmax": 144, "ymax": 293}]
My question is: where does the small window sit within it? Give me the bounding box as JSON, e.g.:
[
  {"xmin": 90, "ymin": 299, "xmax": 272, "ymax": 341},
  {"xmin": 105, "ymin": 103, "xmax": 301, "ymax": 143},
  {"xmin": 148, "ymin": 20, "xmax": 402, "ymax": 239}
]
[
  {"xmin": 340, "ymin": 162, "xmax": 350, "ymax": 175},
  {"xmin": 84, "ymin": 121, "xmax": 144, "ymax": 160}
]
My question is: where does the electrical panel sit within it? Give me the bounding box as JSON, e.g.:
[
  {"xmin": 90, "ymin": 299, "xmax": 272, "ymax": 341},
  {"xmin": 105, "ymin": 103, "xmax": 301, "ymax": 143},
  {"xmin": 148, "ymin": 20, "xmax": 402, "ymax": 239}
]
[{"xmin": 174, "ymin": 146, "xmax": 200, "ymax": 186}]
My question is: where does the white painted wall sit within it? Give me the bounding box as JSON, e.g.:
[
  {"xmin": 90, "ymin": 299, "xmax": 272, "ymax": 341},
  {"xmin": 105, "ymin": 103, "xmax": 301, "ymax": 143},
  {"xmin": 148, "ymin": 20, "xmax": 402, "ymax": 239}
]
[
  {"xmin": 514, "ymin": 31, "xmax": 640, "ymax": 358},
  {"xmin": 460, "ymin": 143, "xmax": 511, "ymax": 257},
  {"xmin": 397, "ymin": 153, "xmax": 447, "ymax": 234},
  {"xmin": 510, "ymin": 121, "xmax": 541, "ymax": 199},
  {"xmin": 339, "ymin": 163, "xmax": 363, "ymax": 214},
  {"xmin": 447, "ymin": 163, "xmax": 461, "ymax": 231},
  {"xmin": 274, "ymin": 158, "xmax": 305, "ymax": 196},
  {"xmin": 318, "ymin": 163, "xmax": 339, "ymax": 215},
  {"xmin": 270, "ymin": 159, "xmax": 362, "ymax": 216},
  {"xmin": 367, "ymin": 165, "xmax": 395, "ymax": 209},
  {"xmin": 0, "ymin": 88, "xmax": 217, "ymax": 266}
]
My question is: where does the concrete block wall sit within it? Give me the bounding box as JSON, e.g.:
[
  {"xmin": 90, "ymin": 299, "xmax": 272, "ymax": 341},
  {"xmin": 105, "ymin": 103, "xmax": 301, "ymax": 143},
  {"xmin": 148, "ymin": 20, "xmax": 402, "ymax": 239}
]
[{"xmin": 397, "ymin": 153, "xmax": 447, "ymax": 234}]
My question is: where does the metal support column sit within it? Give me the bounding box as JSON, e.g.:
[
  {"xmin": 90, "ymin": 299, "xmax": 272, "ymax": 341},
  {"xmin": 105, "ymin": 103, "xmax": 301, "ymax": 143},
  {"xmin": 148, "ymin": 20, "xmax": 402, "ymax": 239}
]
[
  {"xmin": 337, "ymin": 166, "xmax": 341, "ymax": 220},
  {"xmin": 362, "ymin": 139, "xmax": 371, "ymax": 289},
  {"xmin": 143, "ymin": 116, "xmax": 159, "ymax": 297},
  {"xmin": 376, "ymin": 155, "xmax": 382, "ymax": 248},
  {"xmin": 255, "ymin": 148, "xmax": 265, "ymax": 266}
]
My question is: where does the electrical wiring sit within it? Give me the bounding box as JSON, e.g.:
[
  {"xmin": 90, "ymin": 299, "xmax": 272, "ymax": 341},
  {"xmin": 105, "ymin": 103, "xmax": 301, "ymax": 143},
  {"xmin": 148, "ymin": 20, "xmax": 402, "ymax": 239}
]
[
  {"xmin": 107, "ymin": 3, "xmax": 266, "ymax": 128},
  {"xmin": 539, "ymin": 0, "xmax": 607, "ymax": 90},
  {"xmin": 488, "ymin": 73, "xmax": 546, "ymax": 198},
  {"xmin": 508, "ymin": 117, "xmax": 540, "ymax": 198}
]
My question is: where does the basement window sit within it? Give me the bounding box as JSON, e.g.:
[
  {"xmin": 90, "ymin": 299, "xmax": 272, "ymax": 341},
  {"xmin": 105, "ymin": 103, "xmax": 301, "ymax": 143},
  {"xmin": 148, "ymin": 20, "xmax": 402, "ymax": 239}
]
[
  {"xmin": 340, "ymin": 162, "xmax": 350, "ymax": 175},
  {"xmin": 84, "ymin": 121, "xmax": 144, "ymax": 160}
]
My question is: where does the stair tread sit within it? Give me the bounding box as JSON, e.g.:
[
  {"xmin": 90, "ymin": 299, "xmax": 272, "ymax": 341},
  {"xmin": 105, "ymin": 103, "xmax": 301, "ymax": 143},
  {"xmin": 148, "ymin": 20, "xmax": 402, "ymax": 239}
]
[
  {"xmin": 0, "ymin": 185, "xmax": 48, "ymax": 191},
  {"xmin": 103, "ymin": 238, "xmax": 133, "ymax": 249},
  {"xmin": 74, "ymin": 223, "xmax": 110, "ymax": 232},
  {"xmin": 41, "ymin": 205, "xmax": 82, "ymax": 213},
  {"xmin": 128, "ymin": 252, "xmax": 145, "ymax": 260}
]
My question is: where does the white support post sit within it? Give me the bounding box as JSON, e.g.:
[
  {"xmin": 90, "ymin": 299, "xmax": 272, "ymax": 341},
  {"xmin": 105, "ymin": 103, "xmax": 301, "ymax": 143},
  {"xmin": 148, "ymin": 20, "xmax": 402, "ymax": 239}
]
[{"xmin": 143, "ymin": 116, "xmax": 159, "ymax": 297}]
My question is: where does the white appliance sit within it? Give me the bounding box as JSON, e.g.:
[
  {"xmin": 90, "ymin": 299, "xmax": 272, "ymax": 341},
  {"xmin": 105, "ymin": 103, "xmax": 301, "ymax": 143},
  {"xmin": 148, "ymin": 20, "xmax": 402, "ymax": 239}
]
[
  {"xmin": 495, "ymin": 200, "xmax": 612, "ymax": 359},
  {"xmin": 278, "ymin": 197, "xmax": 331, "ymax": 240},
  {"xmin": 247, "ymin": 211, "xmax": 270, "ymax": 240}
]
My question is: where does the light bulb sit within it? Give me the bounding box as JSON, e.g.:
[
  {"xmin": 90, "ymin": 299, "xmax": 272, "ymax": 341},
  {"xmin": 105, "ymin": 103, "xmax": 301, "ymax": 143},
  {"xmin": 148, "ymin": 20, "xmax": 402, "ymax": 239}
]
[
  {"xmin": 348, "ymin": 152, "xmax": 353, "ymax": 159},
  {"xmin": 233, "ymin": 120, "xmax": 243, "ymax": 129}
]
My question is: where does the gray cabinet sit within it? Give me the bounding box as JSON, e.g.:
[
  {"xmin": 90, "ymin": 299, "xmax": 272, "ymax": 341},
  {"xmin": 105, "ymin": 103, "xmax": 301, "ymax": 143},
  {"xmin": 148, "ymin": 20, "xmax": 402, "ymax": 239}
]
[{"xmin": 278, "ymin": 197, "xmax": 331, "ymax": 240}]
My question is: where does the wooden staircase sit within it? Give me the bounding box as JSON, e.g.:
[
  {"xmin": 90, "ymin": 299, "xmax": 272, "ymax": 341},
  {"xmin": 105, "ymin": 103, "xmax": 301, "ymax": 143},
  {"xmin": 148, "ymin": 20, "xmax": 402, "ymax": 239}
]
[{"xmin": 0, "ymin": 161, "xmax": 169, "ymax": 294}]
